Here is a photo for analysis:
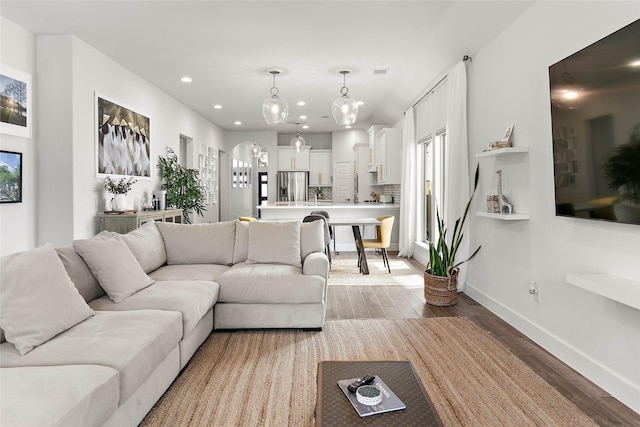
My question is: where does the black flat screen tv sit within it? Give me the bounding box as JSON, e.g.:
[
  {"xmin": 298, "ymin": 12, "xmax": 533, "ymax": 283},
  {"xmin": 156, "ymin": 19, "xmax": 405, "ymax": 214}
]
[{"xmin": 549, "ymin": 19, "xmax": 640, "ymax": 225}]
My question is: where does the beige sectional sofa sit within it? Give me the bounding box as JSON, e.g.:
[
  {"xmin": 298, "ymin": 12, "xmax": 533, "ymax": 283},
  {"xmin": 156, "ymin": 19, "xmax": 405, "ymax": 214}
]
[{"xmin": 0, "ymin": 219, "xmax": 329, "ymax": 427}]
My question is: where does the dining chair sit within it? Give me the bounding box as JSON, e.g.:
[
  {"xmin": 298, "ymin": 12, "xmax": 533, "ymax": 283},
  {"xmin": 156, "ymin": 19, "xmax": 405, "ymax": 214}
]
[
  {"xmin": 362, "ymin": 215, "xmax": 394, "ymax": 273},
  {"xmin": 303, "ymin": 214, "xmax": 331, "ymax": 266},
  {"xmin": 310, "ymin": 210, "xmax": 337, "ymax": 255},
  {"xmin": 238, "ymin": 216, "xmax": 257, "ymax": 222}
]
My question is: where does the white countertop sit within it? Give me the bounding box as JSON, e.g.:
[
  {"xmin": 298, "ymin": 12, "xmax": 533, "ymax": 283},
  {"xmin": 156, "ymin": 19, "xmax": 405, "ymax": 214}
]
[{"xmin": 258, "ymin": 202, "xmax": 398, "ymax": 209}]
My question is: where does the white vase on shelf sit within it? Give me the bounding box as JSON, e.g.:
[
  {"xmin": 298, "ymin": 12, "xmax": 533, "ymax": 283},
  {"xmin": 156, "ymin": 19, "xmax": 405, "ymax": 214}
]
[{"xmin": 111, "ymin": 194, "xmax": 127, "ymax": 212}]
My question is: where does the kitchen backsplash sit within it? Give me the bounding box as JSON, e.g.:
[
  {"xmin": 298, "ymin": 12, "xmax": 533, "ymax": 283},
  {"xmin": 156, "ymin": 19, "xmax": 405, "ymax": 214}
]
[
  {"xmin": 309, "ymin": 186, "xmax": 332, "ymax": 201},
  {"xmin": 375, "ymin": 184, "xmax": 401, "ymax": 204}
]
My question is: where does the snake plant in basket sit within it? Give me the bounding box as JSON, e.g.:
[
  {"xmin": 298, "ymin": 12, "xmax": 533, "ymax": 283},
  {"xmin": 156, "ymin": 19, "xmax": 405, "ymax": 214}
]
[{"xmin": 424, "ymin": 164, "xmax": 481, "ymax": 306}]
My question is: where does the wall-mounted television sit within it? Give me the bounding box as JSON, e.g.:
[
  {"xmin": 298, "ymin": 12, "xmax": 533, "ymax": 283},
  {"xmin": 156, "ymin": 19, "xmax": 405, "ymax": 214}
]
[{"xmin": 549, "ymin": 19, "xmax": 640, "ymax": 225}]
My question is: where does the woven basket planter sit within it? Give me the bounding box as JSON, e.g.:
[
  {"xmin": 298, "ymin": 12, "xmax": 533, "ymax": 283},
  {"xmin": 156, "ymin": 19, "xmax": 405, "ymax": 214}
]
[{"xmin": 424, "ymin": 267, "xmax": 459, "ymax": 306}]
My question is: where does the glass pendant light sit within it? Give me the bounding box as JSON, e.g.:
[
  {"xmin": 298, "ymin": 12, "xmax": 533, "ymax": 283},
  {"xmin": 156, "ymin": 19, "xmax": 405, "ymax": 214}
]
[
  {"xmin": 262, "ymin": 70, "xmax": 289, "ymax": 125},
  {"xmin": 290, "ymin": 122, "xmax": 306, "ymax": 154},
  {"xmin": 251, "ymin": 142, "xmax": 261, "ymax": 158},
  {"xmin": 332, "ymin": 69, "xmax": 359, "ymax": 126}
]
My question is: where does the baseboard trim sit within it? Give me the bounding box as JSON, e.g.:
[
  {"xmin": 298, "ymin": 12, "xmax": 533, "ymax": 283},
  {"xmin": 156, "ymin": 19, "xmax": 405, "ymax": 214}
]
[{"xmin": 464, "ymin": 282, "xmax": 640, "ymax": 415}]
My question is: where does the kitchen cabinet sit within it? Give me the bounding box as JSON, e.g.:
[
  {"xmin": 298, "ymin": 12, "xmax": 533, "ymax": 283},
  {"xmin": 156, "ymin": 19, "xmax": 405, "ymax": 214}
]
[
  {"xmin": 374, "ymin": 128, "xmax": 402, "ymax": 185},
  {"xmin": 278, "ymin": 146, "xmax": 310, "ymax": 171},
  {"xmin": 309, "ymin": 149, "xmax": 332, "ymax": 186},
  {"xmin": 367, "ymin": 125, "xmax": 384, "ymax": 172}
]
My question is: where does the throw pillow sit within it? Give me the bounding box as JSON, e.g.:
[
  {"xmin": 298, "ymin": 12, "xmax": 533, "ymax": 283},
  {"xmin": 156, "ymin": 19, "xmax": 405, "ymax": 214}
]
[
  {"xmin": 112, "ymin": 221, "xmax": 167, "ymax": 273},
  {"xmin": 300, "ymin": 219, "xmax": 325, "ymax": 260},
  {"xmin": 157, "ymin": 221, "xmax": 235, "ymax": 265},
  {"xmin": 0, "ymin": 243, "xmax": 95, "ymax": 355},
  {"xmin": 55, "ymin": 246, "xmax": 106, "ymax": 303},
  {"xmin": 73, "ymin": 237, "xmax": 154, "ymax": 303},
  {"xmin": 247, "ymin": 221, "xmax": 302, "ymax": 267}
]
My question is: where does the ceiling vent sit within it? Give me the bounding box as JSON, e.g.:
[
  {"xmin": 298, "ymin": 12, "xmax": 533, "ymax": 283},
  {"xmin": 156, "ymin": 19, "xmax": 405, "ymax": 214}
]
[{"xmin": 373, "ymin": 69, "xmax": 389, "ymax": 75}]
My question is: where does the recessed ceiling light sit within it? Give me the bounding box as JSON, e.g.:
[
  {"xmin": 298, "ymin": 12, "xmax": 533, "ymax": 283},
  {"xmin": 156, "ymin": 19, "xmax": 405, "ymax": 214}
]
[
  {"xmin": 302, "ymin": 125, "xmax": 309, "ymax": 129},
  {"xmin": 299, "ymin": 115, "xmax": 307, "ymax": 120},
  {"xmin": 357, "ymin": 101, "xmax": 364, "ymax": 106},
  {"xmin": 213, "ymin": 104, "xmax": 222, "ymax": 109},
  {"xmin": 234, "ymin": 121, "xmax": 242, "ymax": 125},
  {"xmin": 345, "ymin": 125, "xmax": 352, "ymax": 129},
  {"xmin": 181, "ymin": 76, "xmax": 192, "ymax": 83},
  {"xmin": 297, "ymin": 101, "xmax": 306, "ymax": 106}
]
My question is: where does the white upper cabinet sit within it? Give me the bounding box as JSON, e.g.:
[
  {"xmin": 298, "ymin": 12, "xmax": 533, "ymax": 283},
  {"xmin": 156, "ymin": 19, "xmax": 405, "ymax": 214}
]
[
  {"xmin": 374, "ymin": 128, "xmax": 402, "ymax": 185},
  {"xmin": 309, "ymin": 149, "xmax": 332, "ymax": 186},
  {"xmin": 278, "ymin": 146, "xmax": 310, "ymax": 171},
  {"xmin": 367, "ymin": 125, "xmax": 385, "ymax": 172}
]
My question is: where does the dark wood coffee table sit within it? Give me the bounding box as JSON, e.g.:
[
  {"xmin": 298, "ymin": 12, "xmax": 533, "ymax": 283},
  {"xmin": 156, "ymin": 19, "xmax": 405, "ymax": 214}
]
[{"xmin": 315, "ymin": 361, "xmax": 443, "ymax": 426}]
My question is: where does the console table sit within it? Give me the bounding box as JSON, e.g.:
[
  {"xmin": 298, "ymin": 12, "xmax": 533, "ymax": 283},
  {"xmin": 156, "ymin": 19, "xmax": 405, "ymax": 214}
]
[{"xmin": 98, "ymin": 209, "xmax": 182, "ymax": 233}]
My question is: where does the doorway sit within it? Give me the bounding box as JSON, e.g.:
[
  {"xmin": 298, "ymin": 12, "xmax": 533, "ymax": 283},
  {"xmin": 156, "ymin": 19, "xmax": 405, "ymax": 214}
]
[{"xmin": 258, "ymin": 172, "xmax": 268, "ymax": 210}]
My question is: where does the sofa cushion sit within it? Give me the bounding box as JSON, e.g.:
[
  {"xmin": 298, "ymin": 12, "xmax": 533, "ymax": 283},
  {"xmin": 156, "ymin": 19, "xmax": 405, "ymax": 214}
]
[
  {"xmin": 0, "ymin": 243, "xmax": 95, "ymax": 355},
  {"xmin": 247, "ymin": 221, "xmax": 302, "ymax": 267},
  {"xmin": 73, "ymin": 237, "xmax": 154, "ymax": 303},
  {"xmin": 149, "ymin": 264, "xmax": 230, "ymax": 282},
  {"xmin": 0, "ymin": 310, "xmax": 182, "ymax": 405},
  {"xmin": 89, "ymin": 280, "xmax": 219, "ymax": 336},
  {"xmin": 216, "ymin": 263, "xmax": 325, "ymax": 304},
  {"xmin": 0, "ymin": 365, "xmax": 119, "ymax": 427},
  {"xmin": 301, "ymin": 219, "xmax": 325, "ymax": 259},
  {"xmin": 157, "ymin": 221, "xmax": 235, "ymax": 266},
  {"xmin": 232, "ymin": 220, "xmax": 249, "ymax": 264},
  {"xmin": 55, "ymin": 246, "xmax": 106, "ymax": 303},
  {"xmin": 112, "ymin": 221, "xmax": 167, "ymax": 273}
]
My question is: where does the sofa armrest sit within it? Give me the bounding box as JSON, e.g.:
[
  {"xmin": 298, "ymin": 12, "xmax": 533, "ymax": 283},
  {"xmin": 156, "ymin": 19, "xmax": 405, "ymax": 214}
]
[{"xmin": 302, "ymin": 252, "xmax": 329, "ymax": 279}]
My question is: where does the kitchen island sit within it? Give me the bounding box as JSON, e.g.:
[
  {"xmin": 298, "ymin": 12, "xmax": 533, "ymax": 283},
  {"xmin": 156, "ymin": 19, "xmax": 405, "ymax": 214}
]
[{"xmin": 258, "ymin": 202, "xmax": 400, "ymax": 252}]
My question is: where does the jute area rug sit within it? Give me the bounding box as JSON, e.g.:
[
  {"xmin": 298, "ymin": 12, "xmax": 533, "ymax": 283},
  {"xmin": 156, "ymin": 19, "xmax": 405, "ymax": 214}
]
[
  {"xmin": 141, "ymin": 318, "xmax": 596, "ymax": 426},
  {"xmin": 328, "ymin": 256, "xmax": 424, "ymax": 287}
]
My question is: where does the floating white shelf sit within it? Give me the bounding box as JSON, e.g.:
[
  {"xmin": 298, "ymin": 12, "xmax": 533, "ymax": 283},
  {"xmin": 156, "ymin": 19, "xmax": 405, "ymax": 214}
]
[
  {"xmin": 566, "ymin": 273, "xmax": 640, "ymax": 311},
  {"xmin": 476, "ymin": 211, "xmax": 530, "ymax": 220},
  {"xmin": 475, "ymin": 147, "xmax": 529, "ymax": 158}
]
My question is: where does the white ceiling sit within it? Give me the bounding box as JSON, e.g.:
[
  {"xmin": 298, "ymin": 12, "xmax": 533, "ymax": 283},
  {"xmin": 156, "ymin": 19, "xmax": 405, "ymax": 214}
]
[{"xmin": 1, "ymin": 1, "xmax": 535, "ymax": 133}]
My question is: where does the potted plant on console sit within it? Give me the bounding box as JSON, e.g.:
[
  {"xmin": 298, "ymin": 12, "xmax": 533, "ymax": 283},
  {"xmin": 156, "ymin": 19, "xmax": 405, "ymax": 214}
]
[
  {"xmin": 424, "ymin": 165, "xmax": 481, "ymax": 306},
  {"xmin": 157, "ymin": 147, "xmax": 206, "ymax": 223},
  {"xmin": 104, "ymin": 176, "xmax": 137, "ymax": 212}
]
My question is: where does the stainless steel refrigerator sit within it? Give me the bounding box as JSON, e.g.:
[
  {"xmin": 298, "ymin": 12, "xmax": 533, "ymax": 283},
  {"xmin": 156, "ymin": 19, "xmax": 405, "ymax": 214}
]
[{"xmin": 277, "ymin": 171, "xmax": 309, "ymax": 202}]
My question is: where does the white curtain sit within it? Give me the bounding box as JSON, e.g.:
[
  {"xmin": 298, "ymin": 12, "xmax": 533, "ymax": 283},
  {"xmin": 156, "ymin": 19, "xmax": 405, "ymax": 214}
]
[
  {"xmin": 444, "ymin": 60, "xmax": 470, "ymax": 290},
  {"xmin": 398, "ymin": 108, "xmax": 417, "ymax": 257}
]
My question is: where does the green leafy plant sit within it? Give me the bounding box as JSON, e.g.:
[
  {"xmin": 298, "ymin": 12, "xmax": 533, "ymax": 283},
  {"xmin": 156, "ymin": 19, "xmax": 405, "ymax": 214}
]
[
  {"xmin": 104, "ymin": 176, "xmax": 136, "ymax": 195},
  {"xmin": 157, "ymin": 147, "xmax": 206, "ymax": 223},
  {"xmin": 604, "ymin": 124, "xmax": 640, "ymax": 204},
  {"xmin": 427, "ymin": 164, "xmax": 481, "ymax": 277}
]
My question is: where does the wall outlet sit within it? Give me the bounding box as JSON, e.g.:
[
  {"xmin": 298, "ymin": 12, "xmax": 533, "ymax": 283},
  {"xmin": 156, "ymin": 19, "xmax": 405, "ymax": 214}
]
[{"xmin": 528, "ymin": 281, "xmax": 540, "ymax": 303}]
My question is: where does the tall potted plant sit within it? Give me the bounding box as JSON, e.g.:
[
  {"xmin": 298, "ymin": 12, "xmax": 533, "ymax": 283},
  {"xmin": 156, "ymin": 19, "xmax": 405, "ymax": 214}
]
[
  {"xmin": 157, "ymin": 147, "xmax": 206, "ymax": 223},
  {"xmin": 424, "ymin": 164, "xmax": 481, "ymax": 306}
]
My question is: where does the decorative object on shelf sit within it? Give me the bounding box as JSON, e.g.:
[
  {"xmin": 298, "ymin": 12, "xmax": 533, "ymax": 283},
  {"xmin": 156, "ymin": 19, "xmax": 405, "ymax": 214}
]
[
  {"xmin": 332, "ymin": 69, "xmax": 358, "ymax": 126},
  {"xmin": 0, "ymin": 65, "xmax": 32, "ymax": 138},
  {"xmin": 496, "ymin": 169, "xmax": 513, "ymax": 214},
  {"xmin": 484, "ymin": 124, "xmax": 514, "ymax": 151},
  {"xmin": 290, "ymin": 122, "xmax": 306, "ymax": 153},
  {"xmin": 96, "ymin": 94, "xmax": 151, "ymax": 177},
  {"xmin": 424, "ymin": 164, "xmax": 481, "ymax": 306},
  {"xmin": 0, "ymin": 150, "xmax": 23, "ymax": 203},
  {"xmin": 262, "ymin": 69, "xmax": 288, "ymax": 125},
  {"xmin": 104, "ymin": 176, "xmax": 137, "ymax": 212},
  {"xmin": 486, "ymin": 195, "xmax": 499, "ymax": 213},
  {"xmin": 157, "ymin": 147, "xmax": 206, "ymax": 223}
]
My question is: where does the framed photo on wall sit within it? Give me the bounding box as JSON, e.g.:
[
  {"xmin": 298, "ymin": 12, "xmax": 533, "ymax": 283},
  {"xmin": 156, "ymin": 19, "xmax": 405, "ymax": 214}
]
[
  {"xmin": 0, "ymin": 150, "xmax": 23, "ymax": 203},
  {"xmin": 0, "ymin": 65, "xmax": 32, "ymax": 138},
  {"xmin": 95, "ymin": 93, "xmax": 151, "ymax": 178}
]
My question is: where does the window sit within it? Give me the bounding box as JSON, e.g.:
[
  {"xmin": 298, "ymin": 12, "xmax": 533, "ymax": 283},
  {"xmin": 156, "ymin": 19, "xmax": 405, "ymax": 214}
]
[{"xmin": 420, "ymin": 131, "xmax": 446, "ymax": 244}]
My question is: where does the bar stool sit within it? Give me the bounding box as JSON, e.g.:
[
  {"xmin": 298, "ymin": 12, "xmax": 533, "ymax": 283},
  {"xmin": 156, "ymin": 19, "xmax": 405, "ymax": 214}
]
[
  {"xmin": 239, "ymin": 216, "xmax": 257, "ymax": 222},
  {"xmin": 362, "ymin": 216, "xmax": 394, "ymax": 273}
]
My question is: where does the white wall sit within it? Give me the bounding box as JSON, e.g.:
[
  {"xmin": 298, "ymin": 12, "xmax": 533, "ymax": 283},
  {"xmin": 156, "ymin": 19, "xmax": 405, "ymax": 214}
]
[
  {"xmin": 0, "ymin": 18, "xmax": 37, "ymax": 256},
  {"xmin": 35, "ymin": 35, "xmax": 225, "ymax": 246},
  {"xmin": 465, "ymin": 2, "xmax": 640, "ymax": 412}
]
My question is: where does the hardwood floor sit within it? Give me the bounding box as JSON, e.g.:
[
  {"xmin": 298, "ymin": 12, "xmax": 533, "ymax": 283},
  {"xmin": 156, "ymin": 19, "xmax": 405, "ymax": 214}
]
[{"xmin": 326, "ymin": 251, "xmax": 640, "ymax": 426}]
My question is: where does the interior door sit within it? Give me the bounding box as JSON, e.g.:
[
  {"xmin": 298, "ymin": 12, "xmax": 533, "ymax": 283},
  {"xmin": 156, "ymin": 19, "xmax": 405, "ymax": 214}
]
[{"xmin": 334, "ymin": 160, "xmax": 352, "ymax": 202}]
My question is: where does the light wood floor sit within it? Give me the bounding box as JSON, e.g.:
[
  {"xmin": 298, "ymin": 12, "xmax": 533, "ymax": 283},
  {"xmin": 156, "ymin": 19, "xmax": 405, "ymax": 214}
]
[{"xmin": 326, "ymin": 251, "xmax": 640, "ymax": 426}]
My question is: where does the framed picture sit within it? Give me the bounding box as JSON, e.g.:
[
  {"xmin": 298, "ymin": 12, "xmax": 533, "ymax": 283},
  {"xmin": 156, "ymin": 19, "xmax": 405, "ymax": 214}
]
[
  {"xmin": 0, "ymin": 150, "xmax": 23, "ymax": 203},
  {"xmin": 0, "ymin": 65, "xmax": 32, "ymax": 138},
  {"xmin": 95, "ymin": 93, "xmax": 151, "ymax": 178}
]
